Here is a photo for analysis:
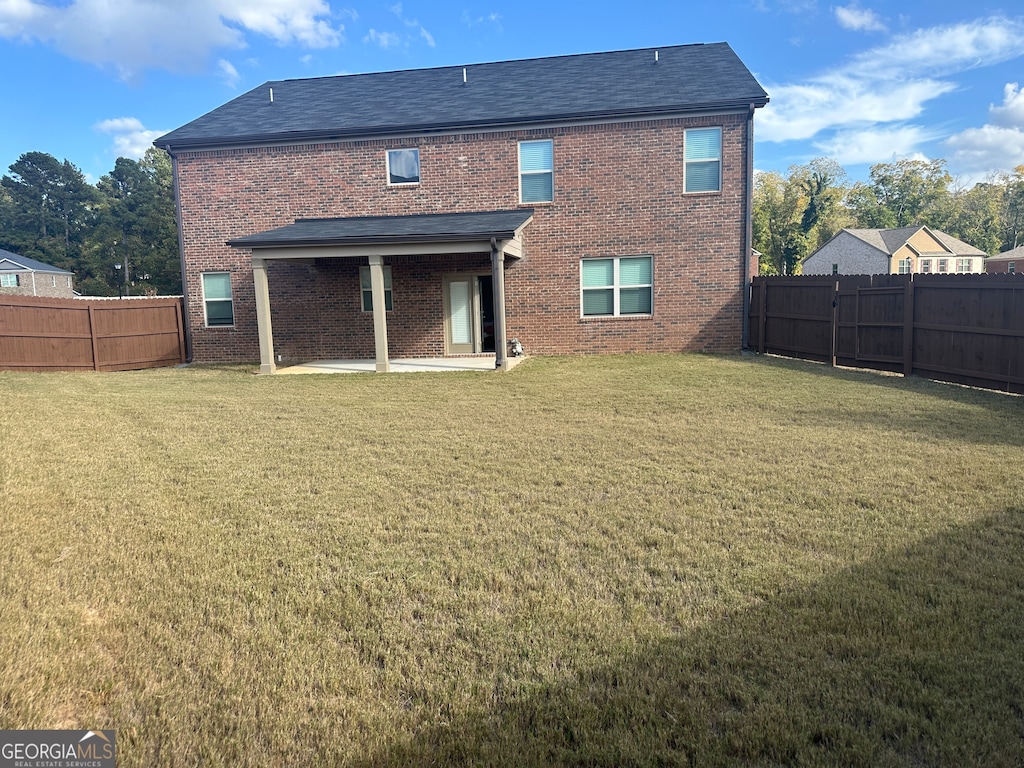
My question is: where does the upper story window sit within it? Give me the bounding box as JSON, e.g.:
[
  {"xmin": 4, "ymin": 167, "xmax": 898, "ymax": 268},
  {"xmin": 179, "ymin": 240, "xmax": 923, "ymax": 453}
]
[
  {"xmin": 0, "ymin": 274, "xmax": 19, "ymax": 287},
  {"xmin": 581, "ymin": 256, "xmax": 653, "ymax": 317},
  {"xmin": 519, "ymin": 140, "xmax": 553, "ymax": 203},
  {"xmin": 202, "ymin": 272, "xmax": 234, "ymax": 327},
  {"xmin": 360, "ymin": 266, "xmax": 393, "ymax": 312},
  {"xmin": 956, "ymin": 258, "xmax": 972, "ymax": 273},
  {"xmin": 387, "ymin": 149, "xmax": 420, "ymax": 185},
  {"xmin": 684, "ymin": 128, "xmax": 722, "ymax": 193}
]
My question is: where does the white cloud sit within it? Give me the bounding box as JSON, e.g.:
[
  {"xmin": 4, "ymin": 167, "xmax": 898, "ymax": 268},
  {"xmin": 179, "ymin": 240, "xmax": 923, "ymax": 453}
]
[
  {"xmin": 217, "ymin": 59, "xmax": 240, "ymax": 88},
  {"xmin": 990, "ymin": 82, "xmax": 1024, "ymax": 127},
  {"xmin": 759, "ymin": 16, "xmax": 1024, "ymax": 166},
  {"xmin": 0, "ymin": 0, "xmax": 343, "ymax": 81},
  {"xmin": 945, "ymin": 83, "xmax": 1024, "ymax": 175},
  {"xmin": 835, "ymin": 5, "xmax": 886, "ymax": 33},
  {"xmin": 363, "ymin": 29, "xmax": 401, "ymax": 49},
  {"xmin": 461, "ymin": 11, "xmax": 502, "ymax": 29},
  {"xmin": 94, "ymin": 117, "xmax": 165, "ymax": 159},
  {"xmin": 813, "ymin": 126, "xmax": 936, "ymax": 165},
  {"xmin": 419, "ymin": 27, "xmax": 434, "ymax": 47}
]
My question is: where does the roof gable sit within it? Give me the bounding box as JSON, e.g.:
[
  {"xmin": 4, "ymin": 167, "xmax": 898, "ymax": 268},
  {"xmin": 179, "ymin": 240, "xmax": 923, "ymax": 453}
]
[
  {"xmin": 157, "ymin": 43, "xmax": 768, "ymax": 151},
  {"xmin": 0, "ymin": 249, "xmax": 72, "ymax": 274},
  {"xmin": 838, "ymin": 227, "xmax": 984, "ymax": 257}
]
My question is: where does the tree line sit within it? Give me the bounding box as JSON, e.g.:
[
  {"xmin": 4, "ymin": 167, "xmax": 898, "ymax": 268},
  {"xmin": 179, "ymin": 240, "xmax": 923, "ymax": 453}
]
[
  {"xmin": 0, "ymin": 149, "xmax": 180, "ymax": 296},
  {"xmin": 754, "ymin": 158, "xmax": 1024, "ymax": 275}
]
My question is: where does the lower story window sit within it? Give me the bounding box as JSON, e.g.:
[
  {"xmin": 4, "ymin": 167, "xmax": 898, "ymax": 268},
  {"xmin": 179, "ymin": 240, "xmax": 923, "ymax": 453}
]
[
  {"xmin": 920, "ymin": 259, "xmax": 932, "ymax": 273},
  {"xmin": 898, "ymin": 258, "xmax": 911, "ymax": 275},
  {"xmin": 937, "ymin": 258, "xmax": 948, "ymax": 273},
  {"xmin": 202, "ymin": 272, "xmax": 234, "ymax": 327},
  {"xmin": 0, "ymin": 274, "xmax": 19, "ymax": 287},
  {"xmin": 581, "ymin": 256, "xmax": 653, "ymax": 317},
  {"xmin": 360, "ymin": 266, "xmax": 393, "ymax": 312},
  {"xmin": 1009, "ymin": 262, "xmax": 1016, "ymax": 274},
  {"xmin": 956, "ymin": 258, "xmax": 972, "ymax": 272}
]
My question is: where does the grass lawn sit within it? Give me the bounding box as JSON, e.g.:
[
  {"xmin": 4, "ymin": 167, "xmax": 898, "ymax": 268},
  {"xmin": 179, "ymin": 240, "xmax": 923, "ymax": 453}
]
[{"xmin": 1, "ymin": 353, "xmax": 1022, "ymax": 766}]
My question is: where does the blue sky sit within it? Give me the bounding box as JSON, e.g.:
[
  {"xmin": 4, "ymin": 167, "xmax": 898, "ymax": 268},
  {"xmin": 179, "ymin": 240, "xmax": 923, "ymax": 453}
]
[{"xmin": 2, "ymin": 0, "xmax": 1023, "ymax": 186}]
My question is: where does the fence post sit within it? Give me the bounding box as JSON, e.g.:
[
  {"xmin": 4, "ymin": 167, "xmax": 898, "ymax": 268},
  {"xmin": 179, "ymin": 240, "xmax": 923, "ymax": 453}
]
[
  {"xmin": 831, "ymin": 280, "xmax": 839, "ymax": 367},
  {"xmin": 175, "ymin": 299, "xmax": 186, "ymax": 363},
  {"xmin": 903, "ymin": 278, "xmax": 915, "ymax": 377},
  {"xmin": 757, "ymin": 279, "xmax": 767, "ymax": 353},
  {"xmin": 87, "ymin": 304, "xmax": 101, "ymax": 371}
]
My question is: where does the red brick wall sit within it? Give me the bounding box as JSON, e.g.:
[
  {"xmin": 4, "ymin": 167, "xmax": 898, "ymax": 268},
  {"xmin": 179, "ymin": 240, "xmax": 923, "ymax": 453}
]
[{"xmin": 174, "ymin": 113, "xmax": 752, "ymax": 363}]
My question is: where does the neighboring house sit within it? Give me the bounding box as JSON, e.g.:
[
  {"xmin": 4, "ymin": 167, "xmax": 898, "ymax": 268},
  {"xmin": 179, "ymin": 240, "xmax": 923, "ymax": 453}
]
[
  {"xmin": 0, "ymin": 249, "xmax": 74, "ymax": 297},
  {"xmin": 802, "ymin": 227, "xmax": 986, "ymax": 276},
  {"xmin": 156, "ymin": 43, "xmax": 769, "ymax": 373},
  {"xmin": 985, "ymin": 246, "xmax": 1024, "ymax": 273}
]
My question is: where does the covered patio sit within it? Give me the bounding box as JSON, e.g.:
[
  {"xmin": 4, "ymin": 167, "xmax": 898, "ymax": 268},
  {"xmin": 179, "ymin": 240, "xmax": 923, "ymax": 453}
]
[
  {"xmin": 227, "ymin": 209, "xmax": 533, "ymax": 374},
  {"xmin": 277, "ymin": 355, "xmax": 525, "ymax": 374}
]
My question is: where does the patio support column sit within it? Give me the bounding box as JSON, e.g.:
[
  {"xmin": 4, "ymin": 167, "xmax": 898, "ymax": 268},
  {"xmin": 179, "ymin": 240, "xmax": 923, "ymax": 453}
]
[
  {"xmin": 491, "ymin": 238, "xmax": 507, "ymax": 370},
  {"xmin": 253, "ymin": 257, "xmax": 276, "ymax": 374},
  {"xmin": 368, "ymin": 254, "xmax": 390, "ymax": 372}
]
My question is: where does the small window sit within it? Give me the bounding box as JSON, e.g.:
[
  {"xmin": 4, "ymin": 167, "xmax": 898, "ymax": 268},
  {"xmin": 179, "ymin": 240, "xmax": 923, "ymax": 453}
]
[
  {"xmin": 51, "ymin": 275, "xmax": 56, "ymax": 286},
  {"xmin": 898, "ymin": 258, "xmax": 911, "ymax": 275},
  {"xmin": 956, "ymin": 258, "xmax": 972, "ymax": 273},
  {"xmin": 202, "ymin": 272, "xmax": 234, "ymax": 327},
  {"xmin": 0, "ymin": 274, "xmax": 18, "ymax": 287},
  {"xmin": 920, "ymin": 259, "xmax": 931, "ymax": 274},
  {"xmin": 66, "ymin": 276, "xmax": 72, "ymax": 287},
  {"xmin": 1009, "ymin": 262, "xmax": 1016, "ymax": 274},
  {"xmin": 684, "ymin": 127, "xmax": 722, "ymax": 193},
  {"xmin": 387, "ymin": 149, "xmax": 420, "ymax": 185},
  {"xmin": 519, "ymin": 140, "xmax": 553, "ymax": 203},
  {"xmin": 832, "ymin": 263, "xmax": 839, "ymax": 275},
  {"xmin": 581, "ymin": 256, "xmax": 653, "ymax": 317},
  {"xmin": 360, "ymin": 266, "xmax": 393, "ymax": 312},
  {"xmin": 937, "ymin": 258, "xmax": 948, "ymax": 273}
]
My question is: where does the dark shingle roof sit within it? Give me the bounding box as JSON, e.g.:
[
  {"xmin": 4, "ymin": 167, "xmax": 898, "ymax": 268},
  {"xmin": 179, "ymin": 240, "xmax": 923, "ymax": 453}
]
[
  {"xmin": 0, "ymin": 248, "xmax": 72, "ymax": 274},
  {"xmin": 157, "ymin": 43, "xmax": 768, "ymax": 151},
  {"xmin": 228, "ymin": 209, "xmax": 534, "ymax": 248},
  {"xmin": 845, "ymin": 227, "xmax": 985, "ymax": 257}
]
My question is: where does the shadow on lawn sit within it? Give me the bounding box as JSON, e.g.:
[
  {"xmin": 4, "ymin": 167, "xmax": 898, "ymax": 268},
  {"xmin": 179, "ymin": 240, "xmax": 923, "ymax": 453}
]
[
  {"xmin": 751, "ymin": 355, "xmax": 1024, "ymax": 449},
  {"xmin": 357, "ymin": 507, "xmax": 1024, "ymax": 767}
]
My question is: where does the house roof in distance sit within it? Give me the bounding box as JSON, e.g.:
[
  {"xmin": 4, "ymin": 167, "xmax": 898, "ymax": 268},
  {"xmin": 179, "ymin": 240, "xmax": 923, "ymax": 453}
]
[
  {"xmin": 840, "ymin": 227, "xmax": 985, "ymax": 257},
  {"xmin": 0, "ymin": 248, "xmax": 73, "ymax": 274},
  {"xmin": 228, "ymin": 209, "xmax": 535, "ymax": 249},
  {"xmin": 157, "ymin": 43, "xmax": 768, "ymax": 151},
  {"xmin": 986, "ymin": 245, "xmax": 1024, "ymax": 262}
]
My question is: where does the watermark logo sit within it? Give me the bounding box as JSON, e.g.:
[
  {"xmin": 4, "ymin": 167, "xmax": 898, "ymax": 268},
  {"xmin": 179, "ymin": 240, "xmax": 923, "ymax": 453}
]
[{"xmin": 0, "ymin": 730, "xmax": 115, "ymax": 768}]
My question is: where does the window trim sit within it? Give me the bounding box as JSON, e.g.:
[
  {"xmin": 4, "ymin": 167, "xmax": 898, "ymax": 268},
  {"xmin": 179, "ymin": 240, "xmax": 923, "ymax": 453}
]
[
  {"xmin": 898, "ymin": 258, "xmax": 912, "ymax": 275},
  {"xmin": 919, "ymin": 259, "xmax": 932, "ymax": 274},
  {"xmin": 937, "ymin": 258, "xmax": 949, "ymax": 273},
  {"xmin": 386, "ymin": 148, "xmax": 420, "ymax": 186},
  {"xmin": 580, "ymin": 256, "xmax": 654, "ymax": 318},
  {"xmin": 683, "ymin": 127, "xmax": 723, "ymax": 194},
  {"xmin": 0, "ymin": 274, "xmax": 19, "ymax": 288},
  {"xmin": 201, "ymin": 271, "xmax": 234, "ymax": 328},
  {"xmin": 518, "ymin": 139, "xmax": 554, "ymax": 204},
  {"xmin": 956, "ymin": 257, "xmax": 972, "ymax": 273},
  {"xmin": 359, "ymin": 265, "xmax": 393, "ymax": 312},
  {"xmin": 1009, "ymin": 262, "xmax": 1016, "ymax": 274}
]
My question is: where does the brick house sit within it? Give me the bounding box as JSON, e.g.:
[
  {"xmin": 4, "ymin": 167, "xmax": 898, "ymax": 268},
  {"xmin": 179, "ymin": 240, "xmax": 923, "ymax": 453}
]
[
  {"xmin": 802, "ymin": 226, "xmax": 986, "ymax": 276},
  {"xmin": 0, "ymin": 249, "xmax": 75, "ymax": 298},
  {"xmin": 156, "ymin": 43, "xmax": 768, "ymax": 373},
  {"xmin": 985, "ymin": 246, "xmax": 1024, "ymax": 273}
]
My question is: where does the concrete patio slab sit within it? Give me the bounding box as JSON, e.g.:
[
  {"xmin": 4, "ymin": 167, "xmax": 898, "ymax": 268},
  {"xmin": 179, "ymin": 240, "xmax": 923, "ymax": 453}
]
[{"xmin": 277, "ymin": 356, "xmax": 502, "ymax": 374}]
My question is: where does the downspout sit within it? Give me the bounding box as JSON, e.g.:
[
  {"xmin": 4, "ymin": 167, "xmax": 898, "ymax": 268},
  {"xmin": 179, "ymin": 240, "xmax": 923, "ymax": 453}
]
[
  {"xmin": 490, "ymin": 237, "xmax": 506, "ymax": 370},
  {"xmin": 31, "ymin": 271, "xmax": 37, "ymax": 296},
  {"xmin": 165, "ymin": 145, "xmax": 193, "ymax": 363},
  {"xmin": 741, "ymin": 104, "xmax": 755, "ymax": 351}
]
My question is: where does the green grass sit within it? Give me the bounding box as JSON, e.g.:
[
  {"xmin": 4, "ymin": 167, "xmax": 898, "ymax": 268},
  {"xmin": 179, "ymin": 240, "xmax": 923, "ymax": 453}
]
[{"xmin": 1, "ymin": 354, "xmax": 1022, "ymax": 766}]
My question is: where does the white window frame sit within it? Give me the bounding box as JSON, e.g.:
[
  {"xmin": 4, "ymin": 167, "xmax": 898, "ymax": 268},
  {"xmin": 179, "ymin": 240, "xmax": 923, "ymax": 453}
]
[
  {"xmin": 937, "ymin": 258, "xmax": 949, "ymax": 273},
  {"xmin": 519, "ymin": 139, "xmax": 554, "ymax": 204},
  {"xmin": 898, "ymin": 258, "xmax": 912, "ymax": 275},
  {"xmin": 919, "ymin": 259, "xmax": 931, "ymax": 274},
  {"xmin": 580, "ymin": 256, "xmax": 653, "ymax": 318},
  {"xmin": 956, "ymin": 257, "xmax": 972, "ymax": 273},
  {"xmin": 1009, "ymin": 262, "xmax": 1016, "ymax": 274},
  {"xmin": 386, "ymin": 148, "xmax": 420, "ymax": 186},
  {"xmin": 0, "ymin": 274, "xmax": 18, "ymax": 287},
  {"xmin": 360, "ymin": 266, "xmax": 393, "ymax": 312},
  {"xmin": 201, "ymin": 272, "xmax": 234, "ymax": 328},
  {"xmin": 684, "ymin": 127, "xmax": 722, "ymax": 194}
]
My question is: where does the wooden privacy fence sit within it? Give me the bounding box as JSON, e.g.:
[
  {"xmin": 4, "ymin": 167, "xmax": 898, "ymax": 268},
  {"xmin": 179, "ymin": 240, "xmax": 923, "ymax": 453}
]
[
  {"xmin": 749, "ymin": 273, "xmax": 1024, "ymax": 394},
  {"xmin": 0, "ymin": 295, "xmax": 186, "ymax": 372}
]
